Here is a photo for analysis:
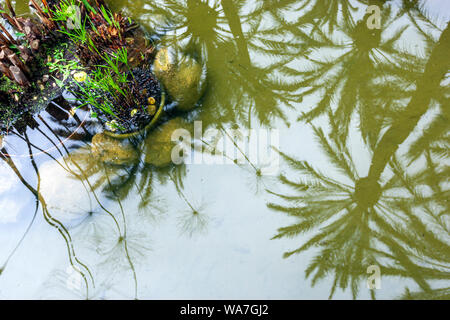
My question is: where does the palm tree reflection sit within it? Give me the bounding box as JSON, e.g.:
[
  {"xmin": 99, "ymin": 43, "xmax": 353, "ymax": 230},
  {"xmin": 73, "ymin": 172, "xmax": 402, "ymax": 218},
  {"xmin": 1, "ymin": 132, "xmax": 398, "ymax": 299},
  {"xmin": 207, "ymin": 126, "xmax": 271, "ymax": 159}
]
[
  {"xmin": 268, "ymin": 2, "xmax": 449, "ymax": 297},
  {"xmin": 269, "ymin": 126, "xmax": 450, "ymax": 299}
]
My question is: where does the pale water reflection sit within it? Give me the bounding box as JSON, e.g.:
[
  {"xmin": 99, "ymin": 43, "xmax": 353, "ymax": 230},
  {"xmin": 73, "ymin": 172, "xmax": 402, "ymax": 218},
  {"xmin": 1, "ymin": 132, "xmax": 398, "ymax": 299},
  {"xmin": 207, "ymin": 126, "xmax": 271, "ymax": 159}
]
[{"xmin": 0, "ymin": 0, "xmax": 449, "ymax": 299}]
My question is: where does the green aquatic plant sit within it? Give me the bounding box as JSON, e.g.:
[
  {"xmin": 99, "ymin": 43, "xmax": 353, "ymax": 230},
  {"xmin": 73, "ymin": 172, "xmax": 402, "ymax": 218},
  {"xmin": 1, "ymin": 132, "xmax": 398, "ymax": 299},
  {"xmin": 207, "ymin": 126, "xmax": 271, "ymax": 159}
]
[
  {"xmin": 41, "ymin": 0, "xmax": 147, "ymax": 128},
  {"xmin": 0, "ymin": 75, "xmax": 24, "ymax": 92},
  {"xmin": 73, "ymin": 77, "xmax": 119, "ymax": 120},
  {"xmin": 48, "ymin": 0, "xmax": 83, "ymax": 28},
  {"xmin": 69, "ymin": 47, "xmax": 138, "ymax": 127},
  {"xmin": 46, "ymin": 44, "xmax": 82, "ymax": 85},
  {"xmin": 177, "ymin": 203, "xmax": 209, "ymax": 237},
  {"xmin": 56, "ymin": 14, "xmax": 89, "ymax": 44}
]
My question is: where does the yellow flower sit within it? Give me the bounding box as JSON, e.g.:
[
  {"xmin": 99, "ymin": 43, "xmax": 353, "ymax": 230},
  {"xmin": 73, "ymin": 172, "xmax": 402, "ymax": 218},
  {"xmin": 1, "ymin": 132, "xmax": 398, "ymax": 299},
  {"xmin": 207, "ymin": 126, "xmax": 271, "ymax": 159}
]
[
  {"xmin": 130, "ymin": 109, "xmax": 138, "ymax": 117},
  {"xmin": 148, "ymin": 97, "xmax": 156, "ymax": 105},
  {"xmin": 73, "ymin": 71, "xmax": 87, "ymax": 83},
  {"xmin": 147, "ymin": 104, "xmax": 157, "ymax": 116}
]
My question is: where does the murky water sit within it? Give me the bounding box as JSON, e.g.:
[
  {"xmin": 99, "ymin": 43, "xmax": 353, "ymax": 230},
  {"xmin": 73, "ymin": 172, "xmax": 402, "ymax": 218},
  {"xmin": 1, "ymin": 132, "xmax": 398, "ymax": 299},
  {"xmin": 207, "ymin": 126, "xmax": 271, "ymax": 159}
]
[{"xmin": 0, "ymin": 0, "xmax": 449, "ymax": 299}]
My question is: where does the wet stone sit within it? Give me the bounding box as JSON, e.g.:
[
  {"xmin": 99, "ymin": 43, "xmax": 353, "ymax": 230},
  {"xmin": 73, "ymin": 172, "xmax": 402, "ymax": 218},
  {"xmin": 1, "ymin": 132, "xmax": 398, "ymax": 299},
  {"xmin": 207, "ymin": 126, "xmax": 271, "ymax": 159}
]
[
  {"xmin": 91, "ymin": 133, "xmax": 138, "ymax": 165},
  {"xmin": 144, "ymin": 117, "xmax": 191, "ymax": 167},
  {"xmin": 153, "ymin": 48, "xmax": 205, "ymax": 112}
]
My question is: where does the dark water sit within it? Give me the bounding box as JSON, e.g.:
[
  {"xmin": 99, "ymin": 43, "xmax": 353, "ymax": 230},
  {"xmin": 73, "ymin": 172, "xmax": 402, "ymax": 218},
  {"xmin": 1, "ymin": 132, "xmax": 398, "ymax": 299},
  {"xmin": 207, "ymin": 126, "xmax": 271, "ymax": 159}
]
[{"xmin": 0, "ymin": 0, "xmax": 449, "ymax": 299}]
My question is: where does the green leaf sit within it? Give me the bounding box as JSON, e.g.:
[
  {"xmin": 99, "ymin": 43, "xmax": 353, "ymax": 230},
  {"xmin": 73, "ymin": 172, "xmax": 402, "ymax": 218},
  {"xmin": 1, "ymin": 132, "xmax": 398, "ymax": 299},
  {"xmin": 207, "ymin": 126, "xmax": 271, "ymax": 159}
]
[{"xmin": 80, "ymin": 0, "xmax": 97, "ymax": 14}]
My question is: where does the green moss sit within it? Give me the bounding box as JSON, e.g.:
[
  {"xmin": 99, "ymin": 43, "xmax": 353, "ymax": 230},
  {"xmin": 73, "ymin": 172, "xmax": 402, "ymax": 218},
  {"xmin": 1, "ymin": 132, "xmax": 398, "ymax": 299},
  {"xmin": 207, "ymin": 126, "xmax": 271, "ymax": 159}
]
[
  {"xmin": 0, "ymin": 104, "xmax": 16, "ymax": 129},
  {"xmin": 0, "ymin": 76, "xmax": 24, "ymax": 93}
]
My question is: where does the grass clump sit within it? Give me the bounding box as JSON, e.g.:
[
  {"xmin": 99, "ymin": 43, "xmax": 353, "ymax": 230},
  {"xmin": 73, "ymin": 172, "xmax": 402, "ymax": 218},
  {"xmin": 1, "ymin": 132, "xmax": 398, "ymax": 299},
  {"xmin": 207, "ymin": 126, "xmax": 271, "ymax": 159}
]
[
  {"xmin": 45, "ymin": 0, "xmax": 161, "ymax": 133},
  {"xmin": 0, "ymin": 0, "xmax": 159, "ymax": 134}
]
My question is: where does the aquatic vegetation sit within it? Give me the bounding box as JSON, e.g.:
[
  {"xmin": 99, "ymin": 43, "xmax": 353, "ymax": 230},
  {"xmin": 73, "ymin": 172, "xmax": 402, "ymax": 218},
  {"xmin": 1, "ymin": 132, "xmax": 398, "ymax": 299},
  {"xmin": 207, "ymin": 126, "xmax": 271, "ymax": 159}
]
[
  {"xmin": 171, "ymin": 175, "xmax": 210, "ymax": 237},
  {"xmin": 0, "ymin": 0, "xmax": 165, "ymax": 134},
  {"xmin": 177, "ymin": 205, "xmax": 209, "ymax": 237},
  {"xmin": 42, "ymin": 0, "xmax": 162, "ymax": 133},
  {"xmin": 45, "ymin": 44, "xmax": 81, "ymax": 85}
]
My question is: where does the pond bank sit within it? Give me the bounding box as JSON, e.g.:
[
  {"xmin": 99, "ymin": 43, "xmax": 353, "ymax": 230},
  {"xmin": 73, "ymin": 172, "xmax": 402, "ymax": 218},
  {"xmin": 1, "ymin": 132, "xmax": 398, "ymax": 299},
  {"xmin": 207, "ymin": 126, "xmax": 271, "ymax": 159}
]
[{"xmin": 0, "ymin": 0, "xmax": 205, "ymax": 138}]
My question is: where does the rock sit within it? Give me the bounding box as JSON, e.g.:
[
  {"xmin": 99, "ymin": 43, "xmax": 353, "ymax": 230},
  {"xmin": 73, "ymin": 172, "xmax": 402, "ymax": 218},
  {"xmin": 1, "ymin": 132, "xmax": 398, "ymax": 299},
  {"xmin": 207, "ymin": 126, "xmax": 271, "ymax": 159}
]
[
  {"xmin": 91, "ymin": 133, "xmax": 138, "ymax": 165},
  {"xmin": 144, "ymin": 118, "xmax": 191, "ymax": 167},
  {"xmin": 153, "ymin": 48, "xmax": 205, "ymax": 112}
]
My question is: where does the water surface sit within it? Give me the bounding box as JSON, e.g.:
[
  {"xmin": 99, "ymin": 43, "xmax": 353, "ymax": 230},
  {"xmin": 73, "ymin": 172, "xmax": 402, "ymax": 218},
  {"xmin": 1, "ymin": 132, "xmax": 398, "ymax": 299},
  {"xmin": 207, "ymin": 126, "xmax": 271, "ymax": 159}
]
[{"xmin": 0, "ymin": 0, "xmax": 449, "ymax": 299}]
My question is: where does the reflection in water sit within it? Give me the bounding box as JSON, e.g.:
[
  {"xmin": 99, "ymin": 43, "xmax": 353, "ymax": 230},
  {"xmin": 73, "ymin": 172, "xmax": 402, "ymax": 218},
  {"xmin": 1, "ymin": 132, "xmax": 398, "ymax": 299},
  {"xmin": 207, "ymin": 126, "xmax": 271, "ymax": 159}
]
[
  {"xmin": 268, "ymin": 1, "xmax": 449, "ymax": 299},
  {"xmin": 269, "ymin": 129, "xmax": 449, "ymax": 299},
  {"xmin": 114, "ymin": 0, "xmax": 303, "ymax": 127},
  {"xmin": 294, "ymin": 2, "xmax": 438, "ymax": 146},
  {"xmin": 0, "ymin": 0, "xmax": 449, "ymax": 299}
]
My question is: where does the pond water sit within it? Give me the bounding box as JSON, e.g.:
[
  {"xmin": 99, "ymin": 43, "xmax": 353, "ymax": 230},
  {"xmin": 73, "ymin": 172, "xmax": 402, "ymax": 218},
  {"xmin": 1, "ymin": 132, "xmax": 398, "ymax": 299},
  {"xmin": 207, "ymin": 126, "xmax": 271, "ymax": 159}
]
[{"xmin": 0, "ymin": 0, "xmax": 449, "ymax": 300}]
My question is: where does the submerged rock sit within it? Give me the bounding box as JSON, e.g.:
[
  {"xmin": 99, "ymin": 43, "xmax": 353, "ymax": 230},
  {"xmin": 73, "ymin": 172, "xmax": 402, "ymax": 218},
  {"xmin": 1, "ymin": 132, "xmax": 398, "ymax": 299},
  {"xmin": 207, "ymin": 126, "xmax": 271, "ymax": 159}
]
[
  {"xmin": 91, "ymin": 133, "xmax": 138, "ymax": 165},
  {"xmin": 144, "ymin": 117, "xmax": 191, "ymax": 167},
  {"xmin": 153, "ymin": 48, "xmax": 205, "ymax": 112}
]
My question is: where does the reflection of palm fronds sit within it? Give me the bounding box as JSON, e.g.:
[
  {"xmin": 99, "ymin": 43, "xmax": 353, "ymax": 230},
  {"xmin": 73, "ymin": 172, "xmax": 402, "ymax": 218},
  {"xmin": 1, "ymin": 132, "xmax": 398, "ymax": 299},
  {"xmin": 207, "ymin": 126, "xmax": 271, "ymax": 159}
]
[
  {"xmin": 292, "ymin": 5, "xmax": 424, "ymax": 145},
  {"xmin": 68, "ymin": 141, "xmax": 188, "ymax": 217},
  {"xmin": 407, "ymin": 89, "xmax": 450, "ymax": 162},
  {"xmin": 128, "ymin": 0, "xmax": 302, "ymax": 128},
  {"xmin": 394, "ymin": 0, "xmax": 445, "ymax": 45},
  {"xmin": 399, "ymin": 286, "xmax": 450, "ymax": 300},
  {"xmin": 292, "ymin": 0, "xmax": 360, "ymax": 34},
  {"xmin": 268, "ymin": 126, "xmax": 450, "ymax": 299}
]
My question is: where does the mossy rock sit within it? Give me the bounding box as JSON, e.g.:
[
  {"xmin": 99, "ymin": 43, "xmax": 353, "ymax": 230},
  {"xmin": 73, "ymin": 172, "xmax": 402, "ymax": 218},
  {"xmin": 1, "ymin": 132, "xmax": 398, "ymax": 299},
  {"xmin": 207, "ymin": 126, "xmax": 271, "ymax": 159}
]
[
  {"xmin": 153, "ymin": 48, "xmax": 205, "ymax": 112},
  {"xmin": 91, "ymin": 133, "xmax": 138, "ymax": 165},
  {"xmin": 144, "ymin": 117, "xmax": 192, "ymax": 167}
]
